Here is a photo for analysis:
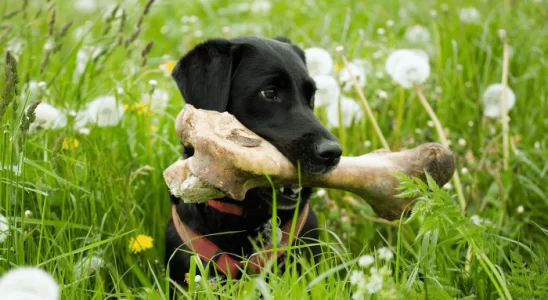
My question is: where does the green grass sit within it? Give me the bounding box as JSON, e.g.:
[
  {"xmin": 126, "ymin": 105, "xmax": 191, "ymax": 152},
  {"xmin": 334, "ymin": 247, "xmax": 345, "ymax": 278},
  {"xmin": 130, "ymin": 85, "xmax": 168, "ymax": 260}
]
[{"xmin": 1, "ymin": 0, "xmax": 548, "ymax": 299}]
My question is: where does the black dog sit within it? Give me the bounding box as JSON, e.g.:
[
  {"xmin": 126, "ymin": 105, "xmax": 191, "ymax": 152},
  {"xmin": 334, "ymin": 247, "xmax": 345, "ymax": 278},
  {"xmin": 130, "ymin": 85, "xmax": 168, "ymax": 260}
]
[{"xmin": 164, "ymin": 36, "xmax": 342, "ymax": 291}]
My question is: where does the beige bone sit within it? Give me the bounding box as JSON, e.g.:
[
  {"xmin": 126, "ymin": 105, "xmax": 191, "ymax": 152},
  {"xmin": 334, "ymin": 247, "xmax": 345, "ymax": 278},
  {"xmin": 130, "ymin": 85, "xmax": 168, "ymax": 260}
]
[{"xmin": 164, "ymin": 104, "xmax": 455, "ymax": 220}]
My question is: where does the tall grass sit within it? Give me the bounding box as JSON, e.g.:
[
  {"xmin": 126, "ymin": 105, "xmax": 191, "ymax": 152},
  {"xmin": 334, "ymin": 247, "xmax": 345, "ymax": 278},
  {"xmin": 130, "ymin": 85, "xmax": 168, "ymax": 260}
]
[{"xmin": 1, "ymin": 0, "xmax": 547, "ymax": 299}]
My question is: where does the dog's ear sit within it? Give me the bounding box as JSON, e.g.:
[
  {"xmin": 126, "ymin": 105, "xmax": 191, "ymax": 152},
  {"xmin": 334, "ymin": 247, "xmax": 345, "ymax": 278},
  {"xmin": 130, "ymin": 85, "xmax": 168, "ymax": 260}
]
[
  {"xmin": 273, "ymin": 36, "xmax": 306, "ymax": 65},
  {"xmin": 172, "ymin": 39, "xmax": 242, "ymax": 112}
]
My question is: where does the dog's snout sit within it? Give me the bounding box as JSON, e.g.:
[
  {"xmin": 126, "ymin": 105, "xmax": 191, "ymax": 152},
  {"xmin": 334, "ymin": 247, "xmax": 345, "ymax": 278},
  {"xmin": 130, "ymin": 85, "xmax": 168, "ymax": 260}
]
[{"xmin": 315, "ymin": 141, "xmax": 342, "ymax": 162}]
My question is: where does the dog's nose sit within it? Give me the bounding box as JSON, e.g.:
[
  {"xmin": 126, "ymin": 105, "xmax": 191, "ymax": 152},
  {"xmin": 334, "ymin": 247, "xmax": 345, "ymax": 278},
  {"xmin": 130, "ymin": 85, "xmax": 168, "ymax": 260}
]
[{"xmin": 316, "ymin": 141, "xmax": 342, "ymax": 162}]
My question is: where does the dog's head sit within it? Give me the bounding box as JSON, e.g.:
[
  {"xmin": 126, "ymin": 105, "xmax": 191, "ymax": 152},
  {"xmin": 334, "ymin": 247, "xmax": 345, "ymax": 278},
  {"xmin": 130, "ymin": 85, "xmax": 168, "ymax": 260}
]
[{"xmin": 172, "ymin": 36, "xmax": 341, "ymax": 207}]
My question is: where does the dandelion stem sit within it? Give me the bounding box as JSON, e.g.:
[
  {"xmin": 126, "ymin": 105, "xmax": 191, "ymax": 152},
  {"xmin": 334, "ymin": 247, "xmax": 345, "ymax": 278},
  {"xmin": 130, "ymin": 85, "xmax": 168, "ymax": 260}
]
[
  {"xmin": 415, "ymin": 85, "xmax": 466, "ymax": 211},
  {"xmin": 500, "ymin": 39, "xmax": 510, "ymax": 171},
  {"xmin": 341, "ymin": 55, "xmax": 390, "ymax": 151}
]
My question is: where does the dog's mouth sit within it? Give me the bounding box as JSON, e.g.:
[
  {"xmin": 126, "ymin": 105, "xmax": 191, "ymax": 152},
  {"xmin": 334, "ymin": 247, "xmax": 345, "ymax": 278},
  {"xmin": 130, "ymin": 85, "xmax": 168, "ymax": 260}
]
[{"xmin": 255, "ymin": 185, "xmax": 306, "ymax": 210}]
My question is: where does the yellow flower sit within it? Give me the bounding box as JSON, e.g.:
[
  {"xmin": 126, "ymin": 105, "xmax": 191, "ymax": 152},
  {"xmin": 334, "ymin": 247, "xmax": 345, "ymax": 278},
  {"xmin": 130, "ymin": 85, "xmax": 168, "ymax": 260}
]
[
  {"xmin": 159, "ymin": 60, "xmax": 177, "ymax": 76},
  {"xmin": 129, "ymin": 234, "xmax": 153, "ymax": 254},
  {"xmin": 334, "ymin": 63, "xmax": 341, "ymax": 71},
  {"xmin": 62, "ymin": 137, "xmax": 80, "ymax": 150},
  {"xmin": 151, "ymin": 125, "xmax": 159, "ymax": 132}
]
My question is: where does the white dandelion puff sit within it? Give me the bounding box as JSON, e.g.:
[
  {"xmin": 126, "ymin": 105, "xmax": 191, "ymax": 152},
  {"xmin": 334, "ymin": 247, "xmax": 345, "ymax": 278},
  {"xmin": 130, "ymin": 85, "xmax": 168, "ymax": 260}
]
[
  {"xmin": 312, "ymin": 75, "xmax": 340, "ymax": 107},
  {"xmin": 0, "ymin": 267, "xmax": 59, "ymax": 300},
  {"xmin": 404, "ymin": 25, "xmax": 431, "ymax": 44},
  {"xmin": 30, "ymin": 103, "xmax": 68, "ymax": 131},
  {"xmin": 458, "ymin": 138, "xmax": 467, "ymax": 146},
  {"xmin": 194, "ymin": 274, "xmax": 202, "ymax": 283},
  {"xmin": 73, "ymin": 45, "xmax": 103, "ymax": 82},
  {"xmin": 304, "ymin": 47, "xmax": 333, "ymax": 77},
  {"xmin": 6, "ymin": 38, "xmax": 26, "ymax": 59},
  {"xmin": 75, "ymin": 0, "xmax": 98, "ymax": 13},
  {"xmin": 516, "ymin": 205, "xmax": 524, "ymax": 214},
  {"xmin": 325, "ymin": 97, "xmax": 363, "ymax": 128},
  {"xmin": 459, "ymin": 7, "xmax": 481, "ymax": 24},
  {"xmin": 482, "ymin": 83, "xmax": 516, "ymax": 119},
  {"xmin": 141, "ymin": 89, "xmax": 169, "ymax": 112},
  {"xmin": 20, "ymin": 81, "xmax": 50, "ymax": 103},
  {"xmin": 349, "ymin": 270, "xmax": 365, "ymax": 285},
  {"xmin": 358, "ymin": 255, "xmax": 375, "ymax": 268},
  {"xmin": 364, "ymin": 273, "xmax": 383, "ymax": 294},
  {"xmin": 376, "ymin": 28, "xmax": 386, "ymax": 35},
  {"xmin": 0, "ymin": 214, "xmax": 9, "ymax": 243},
  {"xmin": 443, "ymin": 182, "xmax": 453, "ymax": 190},
  {"xmin": 375, "ymin": 90, "xmax": 388, "ymax": 99},
  {"xmin": 24, "ymin": 210, "xmax": 32, "ymax": 218},
  {"xmin": 73, "ymin": 255, "xmax": 105, "ymax": 279},
  {"xmin": 377, "ymin": 247, "xmax": 393, "ymax": 261},
  {"xmin": 471, "ymin": 215, "xmax": 492, "ymax": 226},
  {"xmin": 85, "ymin": 96, "xmax": 125, "ymax": 127},
  {"xmin": 250, "ymin": 0, "xmax": 272, "ymax": 13},
  {"xmin": 316, "ymin": 189, "xmax": 327, "ymax": 197},
  {"xmin": 385, "ymin": 49, "xmax": 430, "ymax": 88},
  {"xmin": 386, "ymin": 20, "xmax": 395, "ymax": 27},
  {"xmin": 339, "ymin": 61, "xmax": 366, "ymax": 92},
  {"xmin": 43, "ymin": 39, "xmax": 55, "ymax": 52}
]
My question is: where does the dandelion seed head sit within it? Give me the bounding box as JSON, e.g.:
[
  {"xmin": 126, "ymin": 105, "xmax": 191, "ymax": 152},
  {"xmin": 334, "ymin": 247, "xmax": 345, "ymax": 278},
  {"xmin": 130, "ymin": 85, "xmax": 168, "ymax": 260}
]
[
  {"xmin": 142, "ymin": 89, "xmax": 169, "ymax": 112},
  {"xmin": 0, "ymin": 267, "xmax": 59, "ymax": 300},
  {"xmin": 430, "ymin": 9, "xmax": 438, "ymax": 17},
  {"xmin": 84, "ymin": 96, "xmax": 125, "ymax": 127},
  {"xmin": 404, "ymin": 25, "xmax": 431, "ymax": 44},
  {"xmin": 377, "ymin": 247, "xmax": 393, "ymax": 261},
  {"xmin": 376, "ymin": 28, "xmax": 386, "ymax": 35},
  {"xmin": 459, "ymin": 7, "xmax": 481, "ymax": 24},
  {"xmin": 516, "ymin": 205, "xmax": 524, "ymax": 214},
  {"xmin": 386, "ymin": 20, "xmax": 395, "ymax": 27},
  {"xmin": 335, "ymin": 45, "xmax": 344, "ymax": 53},
  {"xmin": 482, "ymin": 83, "xmax": 516, "ymax": 118},
  {"xmin": 358, "ymin": 255, "xmax": 375, "ymax": 268},
  {"xmin": 312, "ymin": 75, "xmax": 340, "ymax": 107},
  {"xmin": 24, "ymin": 210, "xmax": 32, "ymax": 218},
  {"xmin": 304, "ymin": 47, "xmax": 333, "ymax": 77},
  {"xmin": 0, "ymin": 214, "xmax": 9, "ymax": 243},
  {"xmin": 468, "ymin": 121, "xmax": 474, "ymax": 127},
  {"xmin": 372, "ymin": 50, "xmax": 384, "ymax": 60},
  {"xmin": 194, "ymin": 275, "xmax": 202, "ymax": 283},
  {"xmin": 325, "ymin": 97, "xmax": 363, "ymax": 128},
  {"xmin": 78, "ymin": 128, "xmax": 91, "ymax": 135},
  {"xmin": 364, "ymin": 140, "xmax": 371, "ymax": 148},
  {"xmin": 534, "ymin": 141, "xmax": 541, "ymax": 149},
  {"xmin": 376, "ymin": 90, "xmax": 388, "ymax": 99},
  {"xmin": 443, "ymin": 182, "xmax": 453, "ymax": 190},
  {"xmin": 350, "ymin": 270, "xmax": 365, "ymax": 285},
  {"xmin": 427, "ymin": 120, "xmax": 435, "ymax": 127},
  {"xmin": 385, "ymin": 49, "xmax": 430, "ymax": 88},
  {"xmin": 73, "ymin": 255, "xmax": 105, "ymax": 279},
  {"xmin": 339, "ymin": 61, "xmax": 366, "ymax": 91},
  {"xmin": 458, "ymin": 138, "xmax": 467, "ymax": 146},
  {"xmin": 461, "ymin": 167, "xmax": 469, "ymax": 174},
  {"xmin": 250, "ymin": 0, "xmax": 272, "ymax": 14},
  {"xmin": 498, "ymin": 29, "xmax": 507, "ymax": 40},
  {"xmin": 365, "ymin": 273, "xmax": 383, "ymax": 294},
  {"xmin": 30, "ymin": 103, "xmax": 68, "ymax": 131}
]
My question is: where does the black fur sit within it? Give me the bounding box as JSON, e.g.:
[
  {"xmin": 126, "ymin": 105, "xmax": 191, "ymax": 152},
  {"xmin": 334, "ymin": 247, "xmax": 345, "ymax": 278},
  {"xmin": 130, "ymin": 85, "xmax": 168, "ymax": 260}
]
[{"xmin": 165, "ymin": 36, "xmax": 342, "ymax": 293}]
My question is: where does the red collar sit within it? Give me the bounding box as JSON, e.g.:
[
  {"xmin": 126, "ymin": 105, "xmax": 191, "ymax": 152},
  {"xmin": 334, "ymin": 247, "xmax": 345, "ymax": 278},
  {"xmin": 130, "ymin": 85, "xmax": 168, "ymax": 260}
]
[
  {"xmin": 171, "ymin": 201, "xmax": 310, "ymax": 277},
  {"xmin": 207, "ymin": 200, "xmax": 246, "ymax": 215}
]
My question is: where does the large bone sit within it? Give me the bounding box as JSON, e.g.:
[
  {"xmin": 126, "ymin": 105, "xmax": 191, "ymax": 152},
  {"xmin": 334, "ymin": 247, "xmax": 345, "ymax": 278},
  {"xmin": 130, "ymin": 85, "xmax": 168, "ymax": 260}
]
[{"xmin": 164, "ymin": 105, "xmax": 455, "ymax": 220}]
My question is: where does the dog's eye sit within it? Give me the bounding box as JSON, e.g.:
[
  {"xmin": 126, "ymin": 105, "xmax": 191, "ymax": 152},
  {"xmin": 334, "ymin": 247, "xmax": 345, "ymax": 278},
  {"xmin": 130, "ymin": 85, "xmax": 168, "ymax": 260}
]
[{"xmin": 261, "ymin": 89, "xmax": 279, "ymax": 101}]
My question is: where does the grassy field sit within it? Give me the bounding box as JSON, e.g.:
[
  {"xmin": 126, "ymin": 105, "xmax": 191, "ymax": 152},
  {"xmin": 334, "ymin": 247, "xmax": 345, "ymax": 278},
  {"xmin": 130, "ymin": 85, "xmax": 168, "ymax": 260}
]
[{"xmin": 1, "ymin": 0, "xmax": 548, "ymax": 299}]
